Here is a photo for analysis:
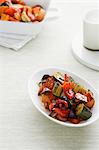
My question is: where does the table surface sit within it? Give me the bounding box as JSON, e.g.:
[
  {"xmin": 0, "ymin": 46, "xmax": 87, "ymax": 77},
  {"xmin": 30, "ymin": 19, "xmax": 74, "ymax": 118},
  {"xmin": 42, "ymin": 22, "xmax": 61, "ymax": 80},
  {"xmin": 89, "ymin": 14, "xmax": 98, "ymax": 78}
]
[{"xmin": 0, "ymin": 1, "xmax": 99, "ymax": 150}]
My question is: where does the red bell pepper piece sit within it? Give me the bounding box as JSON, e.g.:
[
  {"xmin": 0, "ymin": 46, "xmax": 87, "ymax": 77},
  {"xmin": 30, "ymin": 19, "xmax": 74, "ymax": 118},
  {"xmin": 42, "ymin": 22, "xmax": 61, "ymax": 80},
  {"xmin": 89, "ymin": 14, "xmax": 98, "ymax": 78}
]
[
  {"xmin": 85, "ymin": 99, "xmax": 95, "ymax": 109},
  {"xmin": 5, "ymin": 7, "xmax": 16, "ymax": 17},
  {"xmin": 0, "ymin": 0, "xmax": 11, "ymax": 3},
  {"xmin": 64, "ymin": 74, "xmax": 70, "ymax": 82},
  {"xmin": 56, "ymin": 115, "xmax": 68, "ymax": 122},
  {"xmin": 68, "ymin": 118, "xmax": 81, "ymax": 124},
  {"xmin": 26, "ymin": 8, "xmax": 35, "ymax": 22},
  {"xmin": 85, "ymin": 91, "xmax": 93, "ymax": 102},
  {"xmin": 63, "ymin": 82, "xmax": 70, "ymax": 90},
  {"xmin": 63, "ymin": 82, "xmax": 75, "ymax": 91},
  {"xmin": 65, "ymin": 89, "xmax": 74, "ymax": 100},
  {"xmin": 56, "ymin": 99, "xmax": 68, "ymax": 108},
  {"xmin": 49, "ymin": 103, "xmax": 55, "ymax": 111},
  {"xmin": 85, "ymin": 91, "xmax": 95, "ymax": 108},
  {"xmin": 11, "ymin": 0, "xmax": 25, "ymax": 5},
  {"xmin": 54, "ymin": 108, "xmax": 70, "ymax": 118}
]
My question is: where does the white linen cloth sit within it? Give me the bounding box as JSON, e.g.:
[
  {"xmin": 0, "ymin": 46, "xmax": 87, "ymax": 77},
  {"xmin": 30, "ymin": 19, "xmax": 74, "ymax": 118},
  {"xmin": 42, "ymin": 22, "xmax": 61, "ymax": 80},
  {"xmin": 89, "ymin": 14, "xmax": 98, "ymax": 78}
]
[{"xmin": 0, "ymin": 32, "xmax": 34, "ymax": 51}]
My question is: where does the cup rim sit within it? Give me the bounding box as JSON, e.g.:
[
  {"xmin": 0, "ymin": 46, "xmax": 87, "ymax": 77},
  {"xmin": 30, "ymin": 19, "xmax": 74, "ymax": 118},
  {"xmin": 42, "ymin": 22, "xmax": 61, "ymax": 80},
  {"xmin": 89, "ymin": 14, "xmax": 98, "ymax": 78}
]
[{"xmin": 83, "ymin": 9, "xmax": 99, "ymax": 25}]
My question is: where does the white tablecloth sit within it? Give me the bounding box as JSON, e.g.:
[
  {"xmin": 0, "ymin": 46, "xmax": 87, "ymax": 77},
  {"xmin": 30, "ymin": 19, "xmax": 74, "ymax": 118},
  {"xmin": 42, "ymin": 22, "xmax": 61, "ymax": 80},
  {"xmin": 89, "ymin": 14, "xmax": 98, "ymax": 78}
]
[{"xmin": 0, "ymin": 1, "xmax": 99, "ymax": 150}]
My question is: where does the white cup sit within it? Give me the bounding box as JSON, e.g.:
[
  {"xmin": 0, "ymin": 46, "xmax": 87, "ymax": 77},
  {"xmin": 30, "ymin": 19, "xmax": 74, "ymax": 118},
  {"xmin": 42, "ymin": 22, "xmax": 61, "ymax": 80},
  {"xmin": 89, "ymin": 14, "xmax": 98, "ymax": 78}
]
[{"xmin": 83, "ymin": 9, "xmax": 99, "ymax": 50}]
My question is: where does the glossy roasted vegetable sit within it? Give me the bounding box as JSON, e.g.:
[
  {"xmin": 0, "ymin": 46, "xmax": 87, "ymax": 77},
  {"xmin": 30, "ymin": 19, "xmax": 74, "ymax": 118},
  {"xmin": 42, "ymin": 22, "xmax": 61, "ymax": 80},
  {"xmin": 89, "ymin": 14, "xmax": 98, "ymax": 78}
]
[
  {"xmin": 76, "ymin": 103, "xmax": 92, "ymax": 120},
  {"xmin": 41, "ymin": 92, "xmax": 55, "ymax": 109},
  {"xmin": 32, "ymin": 5, "xmax": 45, "ymax": 22},
  {"xmin": 38, "ymin": 87, "xmax": 51, "ymax": 95},
  {"xmin": 64, "ymin": 89, "xmax": 74, "ymax": 100},
  {"xmin": 53, "ymin": 72, "xmax": 64, "ymax": 84},
  {"xmin": 73, "ymin": 84, "xmax": 87, "ymax": 94},
  {"xmin": 75, "ymin": 93, "xmax": 87, "ymax": 102},
  {"xmin": 42, "ymin": 74, "xmax": 51, "ymax": 81},
  {"xmin": 11, "ymin": 0, "xmax": 25, "ymax": 5},
  {"xmin": 0, "ymin": 0, "xmax": 11, "ymax": 6},
  {"xmin": 52, "ymin": 82, "xmax": 63, "ymax": 97},
  {"xmin": 38, "ymin": 72, "xmax": 95, "ymax": 124},
  {"xmin": 85, "ymin": 92, "xmax": 95, "ymax": 108},
  {"xmin": 0, "ymin": 1, "xmax": 45, "ymax": 22}
]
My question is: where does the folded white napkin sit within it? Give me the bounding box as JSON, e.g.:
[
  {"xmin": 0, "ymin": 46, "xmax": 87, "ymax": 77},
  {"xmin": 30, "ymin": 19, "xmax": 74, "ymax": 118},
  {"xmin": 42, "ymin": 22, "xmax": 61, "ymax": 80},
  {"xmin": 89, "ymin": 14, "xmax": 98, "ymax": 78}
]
[
  {"xmin": 0, "ymin": 7, "xmax": 60, "ymax": 51},
  {"xmin": 0, "ymin": 32, "xmax": 34, "ymax": 51}
]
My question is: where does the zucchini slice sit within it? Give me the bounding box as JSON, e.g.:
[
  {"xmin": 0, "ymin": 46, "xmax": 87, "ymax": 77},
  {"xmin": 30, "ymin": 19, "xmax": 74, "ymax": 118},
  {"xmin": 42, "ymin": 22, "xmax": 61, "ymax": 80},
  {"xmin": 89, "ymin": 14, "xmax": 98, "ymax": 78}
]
[
  {"xmin": 60, "ymin": 91, "xmax": 65, "ymax": 98},
  {"xmin": 73, "ymin": 84, "xmax": 80, "ymax": 93},
  {"xmin": 52, "ymin": 82, "xmax": 63, "ymax": 97},
  {"xmin": 73, "ymin": 84, "xmax": 87, "ymax": 94},
  {"xmin": 76, "ymin": 103, "xmax": 92, "ymax": 120},
  {"xmin": 53, "ymin": 72, "xmax": 64, "ymax": 84},
  {"xmin": 80, "ymin": 87, "xmax": 87, "ymax": 95}
]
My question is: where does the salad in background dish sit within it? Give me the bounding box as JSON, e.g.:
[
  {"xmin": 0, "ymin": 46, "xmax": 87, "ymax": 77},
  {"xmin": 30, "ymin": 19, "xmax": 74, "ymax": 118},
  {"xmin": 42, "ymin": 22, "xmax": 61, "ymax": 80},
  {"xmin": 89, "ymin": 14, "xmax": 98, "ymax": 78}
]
[
  {"xmin": 0, "ymin": 0, "xmax": 45, "ymax": 22},
  {"xmin": 38, "ymin": 72, "xmax": 95, "ymax": 124}
]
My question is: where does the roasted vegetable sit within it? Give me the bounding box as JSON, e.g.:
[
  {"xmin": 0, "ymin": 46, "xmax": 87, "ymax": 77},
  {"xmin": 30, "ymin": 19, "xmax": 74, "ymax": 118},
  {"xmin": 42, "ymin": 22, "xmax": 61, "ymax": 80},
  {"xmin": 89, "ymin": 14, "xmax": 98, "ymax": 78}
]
[
  {"xmin": 65, "ymin": 89, "xmax": 74, "ymax": 100},
  {"xmin": 61, "ymin": 95, "xmax": 68, "ymax": 101},
  {"xmin": 52, "ymin": 82, "xmax": 63, "ymax": 97},
  {"xmin": 5, "ymin": 7, "xmax": 16, "ymax": 16},
  {"xmin": 49, "ymin": 111, "xmax": 57, "ymax": 118},
  {"xmin": 75, "ymin": 93, "xmax": 87, "ymax": 102},
  {"xmin": 41, "ymin": 92, "xmax": 55, "ymax": 109},
  {"xmin": 73, "ymin": 84, "xmax": 87, "ymax": 94},
  {"xmin": 38, "ymin": 75, "xmax": 50, "ymax": 87},
  {"xmin": 60, "ymin": 95, "xmax": 74, "ymax": 109},
  {"xmin": 42, "ymin": 74, "xmax": 50, "ymax": 80},
  {"xmin": 11, "ymin": 0, "xmax": 25, "ymax": 5},
  {"xmin": 0, "ymin": 6, "xmax": 8, "ymax": 16},
  {"xmin": 73, "ymin": 84, "xmax": 81, "ymax": 93},
  {"xmin": 85, "ymin": 99, "xmax": 95, "ymax": 109},
  {"xmin": 53, "ymin": 72, "xmax": 64, "ymax": 84},
  {"xmin": 43, "ymin": 76, "xmax": 55, "ymax": 90},
  {"xmin": 0, "ymin": 0, "xmax": 11, "ymax": 6},
  {"xmin": 54, "ymin": 108, "xmax": 70, "ymax": 118},
  {"xmin": 68, "ymin": 118, "xmax": 80, "ymax": 124},
  {"xmin": 38, "ymin": 72, "xmax": 95, "ymax": 124},
  {"xmin": 56, "ymin": 99, "xmax": 68, "ymax": 109},
  {"xmin": 9, "ymin": 15, "xmax": 18, "ymax": 21},
  {"xmin": 38, "ymin": 77, "xmax": 55, "ymax": 95},
  {"xmin": 0, "ymin": 13, "xmax": 9, "ymax": 20},
  {"xmin": 64, "ymin": 74, "xmax": 75, "ymax": 82},
  {"xmin": 14, "ymin": 11, "xmax": 21, "ymax": 20},
  {"xmin": 56, "ymin": 115, "xmax": 68, "ymax": 122},
  {"xmin": 38, "ymin": 87, "xmax": 51, "ymax": 95},
  {"xmin": 69, "ymin": 110, "xmax": 76, "ymax": 118},
  {"xmin": 21, "ymin": 7, "xmax": 31, "ymax": 22},
  {"xmin": 63, "ymin": 81, "xmax": 75, "ymax": 90},
  {"xmin": 0, "ymin": 1, "xmax": 45, "ymax": 22},
  {"xmin": 76, "ymin": 103, "xmax": 92, "ymax": 120},
  {"xmin": 60, "ymin": 91, "xmax": 65, "ymax": 98},
  {"xmin": 32, "ymin": 5, "xmax": 45, "ymax": 22},
  {"xmin": 85, "ymin": 92, "xmax": 95, "ymax": 108},
  {"xmin": 26, "ymin": 6, "xmax": 35, "ymax": 21},
  {"xmin": 49, "ymin": 103, "xmax": 55, "ymax": 111}
]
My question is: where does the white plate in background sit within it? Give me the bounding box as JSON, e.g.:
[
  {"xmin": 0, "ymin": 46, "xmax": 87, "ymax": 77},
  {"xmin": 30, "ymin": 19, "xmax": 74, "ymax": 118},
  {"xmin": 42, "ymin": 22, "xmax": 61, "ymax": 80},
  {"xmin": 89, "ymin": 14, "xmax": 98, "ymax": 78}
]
[{"xmin": 72, "ymin": 33, "xmax": 99, "ymax": 71}]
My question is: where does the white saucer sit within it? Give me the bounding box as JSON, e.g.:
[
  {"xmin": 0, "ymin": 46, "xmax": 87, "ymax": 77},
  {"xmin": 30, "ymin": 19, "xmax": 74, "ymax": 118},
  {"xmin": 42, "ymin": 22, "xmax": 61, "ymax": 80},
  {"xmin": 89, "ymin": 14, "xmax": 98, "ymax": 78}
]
[{"xmin": 72, "ymin": 34, "xmax": 99, "ymax": 71}]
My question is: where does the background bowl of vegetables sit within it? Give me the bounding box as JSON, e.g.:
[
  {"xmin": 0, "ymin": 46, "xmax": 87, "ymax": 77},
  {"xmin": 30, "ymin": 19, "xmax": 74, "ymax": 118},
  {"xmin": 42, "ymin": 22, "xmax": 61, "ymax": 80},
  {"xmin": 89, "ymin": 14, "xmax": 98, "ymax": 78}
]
[
  {"xmin": 0, "ymin": 0, "xmax": 53, "ymax": 36},
  {"xmin": 28, "ymin": 67, "xmax": 99, "ymax": 127}
]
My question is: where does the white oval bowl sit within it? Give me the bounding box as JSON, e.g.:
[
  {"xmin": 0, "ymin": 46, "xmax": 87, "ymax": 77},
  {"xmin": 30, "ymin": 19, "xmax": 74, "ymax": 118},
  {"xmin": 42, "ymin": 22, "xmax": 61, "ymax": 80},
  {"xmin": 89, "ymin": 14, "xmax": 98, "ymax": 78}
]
[{"xmin": 28, "ymin": 67, "xmax": 99, "ymax": 127}]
